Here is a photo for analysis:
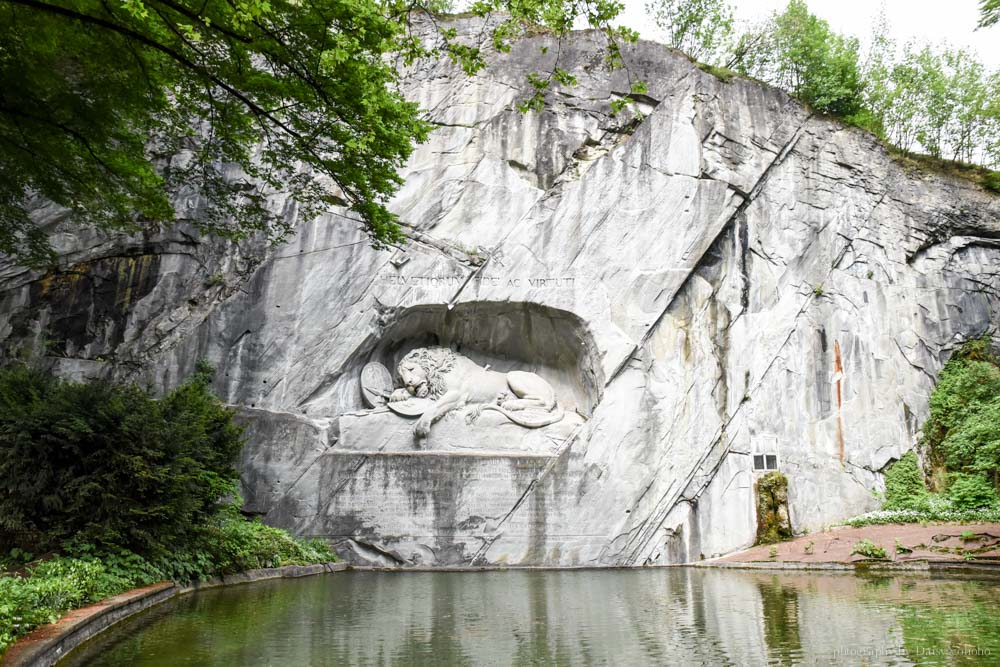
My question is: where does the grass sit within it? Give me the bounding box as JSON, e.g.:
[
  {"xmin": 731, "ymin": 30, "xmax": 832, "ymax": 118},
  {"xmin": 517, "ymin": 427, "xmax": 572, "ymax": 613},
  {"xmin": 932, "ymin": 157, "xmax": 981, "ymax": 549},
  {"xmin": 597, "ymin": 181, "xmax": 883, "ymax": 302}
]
[
  {"xmin": 695, "ymin": 62, "xmax": 739, "ymax": 83},
  {"xmin": 886, "ymin": 147, "xmax": 1000, "ymax": 193}
]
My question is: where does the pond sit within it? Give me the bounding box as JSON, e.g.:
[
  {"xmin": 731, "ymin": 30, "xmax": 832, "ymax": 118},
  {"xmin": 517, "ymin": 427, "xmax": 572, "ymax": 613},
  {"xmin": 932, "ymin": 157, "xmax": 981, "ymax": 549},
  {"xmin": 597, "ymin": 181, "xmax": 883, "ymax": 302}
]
[{"xmin": 62, "ymin": 568, "xmax": 1000, "ymax": 666}]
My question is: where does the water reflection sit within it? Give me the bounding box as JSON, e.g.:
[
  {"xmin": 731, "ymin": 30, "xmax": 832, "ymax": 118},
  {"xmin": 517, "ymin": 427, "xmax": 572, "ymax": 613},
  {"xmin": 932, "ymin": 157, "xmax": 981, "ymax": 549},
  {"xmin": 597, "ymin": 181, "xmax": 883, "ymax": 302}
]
[
  {"xmin": 758, "ymin": 576, "xmax": 802, "ymax": 665},
  {"xmin": 63, "ymin": 568, "xmax": 1000, "ymax": 666}
]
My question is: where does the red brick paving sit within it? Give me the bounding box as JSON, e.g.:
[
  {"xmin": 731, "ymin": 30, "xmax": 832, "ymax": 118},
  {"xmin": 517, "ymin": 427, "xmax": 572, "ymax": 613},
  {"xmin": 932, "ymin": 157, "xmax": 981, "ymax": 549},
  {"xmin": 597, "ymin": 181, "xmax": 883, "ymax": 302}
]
[{"xmin": 719, "ymin": 523, "xmax": 1000, "ymax": 564}]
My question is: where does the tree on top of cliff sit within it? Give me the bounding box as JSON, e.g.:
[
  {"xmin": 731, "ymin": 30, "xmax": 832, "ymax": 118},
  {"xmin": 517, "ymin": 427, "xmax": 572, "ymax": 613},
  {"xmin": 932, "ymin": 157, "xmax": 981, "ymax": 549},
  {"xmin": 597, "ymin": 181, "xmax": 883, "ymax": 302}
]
[
  {"xmin": 645, "ymin": 0, "xmax": 733, "ymax": 64},
  {"xmin": 980, "ymin": 0, "xmax": 1000, "ymax": 28},
  {"xmin": 0, "ymin": 0, "xmax": 636, "ymax": 267},
  {"xmin": 660, "ymin": 0, "xmax": 999, "ymax": 169}
]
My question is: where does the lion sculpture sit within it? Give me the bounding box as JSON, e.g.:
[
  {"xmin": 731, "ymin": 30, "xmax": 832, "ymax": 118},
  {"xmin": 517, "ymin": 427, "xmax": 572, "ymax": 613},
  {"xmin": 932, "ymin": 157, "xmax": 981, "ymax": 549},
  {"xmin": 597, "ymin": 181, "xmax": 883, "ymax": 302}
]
[{"xmin": 389, "ymin": 347, "xmax": 564, "ymax": 439}]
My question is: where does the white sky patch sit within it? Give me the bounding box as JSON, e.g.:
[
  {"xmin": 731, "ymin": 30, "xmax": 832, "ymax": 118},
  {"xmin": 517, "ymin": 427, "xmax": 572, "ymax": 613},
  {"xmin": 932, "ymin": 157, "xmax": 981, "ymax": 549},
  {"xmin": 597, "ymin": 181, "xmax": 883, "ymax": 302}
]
[{"xmin": 616, "ymin": 0, "xmax": 1000, "ymax": 68}]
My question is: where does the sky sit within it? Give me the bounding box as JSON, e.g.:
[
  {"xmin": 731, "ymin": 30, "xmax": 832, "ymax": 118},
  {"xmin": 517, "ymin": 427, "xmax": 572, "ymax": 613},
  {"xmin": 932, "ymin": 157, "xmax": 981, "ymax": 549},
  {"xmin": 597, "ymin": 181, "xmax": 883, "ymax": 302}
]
[{"xmin": 616, "ymin": 0, "xmax": 1000, "ymax": 68}]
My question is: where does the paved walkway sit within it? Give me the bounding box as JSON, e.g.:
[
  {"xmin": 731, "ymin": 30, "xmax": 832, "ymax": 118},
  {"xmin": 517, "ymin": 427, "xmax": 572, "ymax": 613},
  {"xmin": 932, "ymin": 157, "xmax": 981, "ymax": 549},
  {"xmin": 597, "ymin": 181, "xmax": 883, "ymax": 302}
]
[{"xmin": 719, "ymin": 523, "xmax": 1000, "ymax": 564}]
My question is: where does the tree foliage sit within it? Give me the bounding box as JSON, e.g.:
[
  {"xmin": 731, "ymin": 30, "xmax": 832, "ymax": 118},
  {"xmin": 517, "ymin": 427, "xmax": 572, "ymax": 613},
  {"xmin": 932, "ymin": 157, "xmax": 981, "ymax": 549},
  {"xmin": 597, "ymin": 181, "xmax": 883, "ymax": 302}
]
[
  {"xmin": 0, "ymin": 0, "xmax": 437, "ymax": 265},
  {"xmin": 863, "ymin": 36, "xmax": 999, "ymax": 165},
  {"xmin": 645, "ymin": 0, "xmax": 733, "ymax": 64},
  {"xmin": 651, "ymin": 1, "xmax": 999, "ymax": 170},
  {"xmin": 735, "ymin": 0, "xmax": 864, "ymax": 118},
  {"xmin": 980, "ymin": 0, "xmax": 1000, "ymax": 28},
  {"xmin": 0, "ymin": 362, "xmax": 244, "ymax": 558},
  {"xmin": 0, "ymin": 0, "xmax": 636, "ymax": 267}
]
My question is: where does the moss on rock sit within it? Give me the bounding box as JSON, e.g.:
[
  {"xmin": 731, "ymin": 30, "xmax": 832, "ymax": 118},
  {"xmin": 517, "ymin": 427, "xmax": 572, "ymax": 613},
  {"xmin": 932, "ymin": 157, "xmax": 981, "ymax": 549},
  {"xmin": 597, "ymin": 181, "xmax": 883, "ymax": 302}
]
[{"xmin": 755, "ymin": 471, "xmax": 793, "ymax": 545}]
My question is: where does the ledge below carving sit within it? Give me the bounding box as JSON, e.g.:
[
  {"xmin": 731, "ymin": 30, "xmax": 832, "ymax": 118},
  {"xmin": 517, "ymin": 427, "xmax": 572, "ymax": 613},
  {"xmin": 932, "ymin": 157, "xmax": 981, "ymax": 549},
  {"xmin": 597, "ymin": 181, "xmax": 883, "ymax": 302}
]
[{"xmin": 338, "ymin": 406, "xmax": 585, "ymax": 455}]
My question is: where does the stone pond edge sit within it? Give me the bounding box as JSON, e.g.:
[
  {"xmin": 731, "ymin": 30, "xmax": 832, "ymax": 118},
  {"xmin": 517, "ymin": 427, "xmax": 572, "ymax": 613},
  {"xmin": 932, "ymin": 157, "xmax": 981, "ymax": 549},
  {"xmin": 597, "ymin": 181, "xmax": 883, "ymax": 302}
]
[
  {"xmin": 1, "ymin": 562, "xmax": 347, "ymax": 667},
  {"xmin": 8, "ymin": 558, "xmax": 1000, "ymax": 666},
  {"xmin": 695, "ymin": 559, "xmax": 1000, "ymax": 576}
]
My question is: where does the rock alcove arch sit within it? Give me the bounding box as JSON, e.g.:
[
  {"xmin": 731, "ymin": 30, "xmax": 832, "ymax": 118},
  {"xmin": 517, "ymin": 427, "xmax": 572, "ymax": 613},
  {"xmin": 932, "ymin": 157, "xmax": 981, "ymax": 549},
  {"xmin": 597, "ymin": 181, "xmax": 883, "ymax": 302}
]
[
  {"xmin": 363, "ymin": 301, "xmax": 603, "ymax": 418},
  {"xmin": 329, "ymin": 301, "xmax": 603, "ymax": 454}
]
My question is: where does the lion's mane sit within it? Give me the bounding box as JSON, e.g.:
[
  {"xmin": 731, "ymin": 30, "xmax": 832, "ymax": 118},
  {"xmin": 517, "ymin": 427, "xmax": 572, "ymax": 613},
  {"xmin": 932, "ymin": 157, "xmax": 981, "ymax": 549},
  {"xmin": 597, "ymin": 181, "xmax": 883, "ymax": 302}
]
[{"xmin": 397, "ymin": 347, "xmax": 456, "ymax": 399}]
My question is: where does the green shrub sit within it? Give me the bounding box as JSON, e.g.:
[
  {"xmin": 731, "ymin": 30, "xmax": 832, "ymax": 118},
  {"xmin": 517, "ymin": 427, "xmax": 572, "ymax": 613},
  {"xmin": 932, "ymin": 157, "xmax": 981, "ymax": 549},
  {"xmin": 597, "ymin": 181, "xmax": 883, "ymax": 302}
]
[
  {"xmin": 0, "ymin": 518, "xmax": 335, "ymax": 655},
  {"xmin": 851, "ymin": 539, "xmax": 887, "ymax": 559},
  {"xmin": 882, "ymin": 452, "xmax": 930, "ymax": 511},
  {"xmin": 196, "ymin": 508, "xmax": 336, "ymax": 576},
  {"xmin": 922, "ymin": 338, "xmax": 1000, "ymax": 484},
  {"xmin": 947, "ymin": 473, "xmax": 999, "ymax": 510},
  {"xmin": 0, "ymin": 557, "xmax": 131, "ymax": 654},
  {"xmin": 984, "ymin": 171, "xmax": 1000, "ymax": 194},
  {"xmin": 0, "ymin": 366, "xmax": 336, "ymax": 657},
  {"xmin": 0, "ymin": 363, "xmax": 244, "ymax": 559}
]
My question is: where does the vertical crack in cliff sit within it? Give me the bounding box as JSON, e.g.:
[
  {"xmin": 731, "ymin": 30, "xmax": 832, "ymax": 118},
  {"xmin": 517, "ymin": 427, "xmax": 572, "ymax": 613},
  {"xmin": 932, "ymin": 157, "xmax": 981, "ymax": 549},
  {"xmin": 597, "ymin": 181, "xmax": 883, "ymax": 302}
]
[
  {"xmin": 738, "ymin": 211, "xmax": 750, "ymax": 313},
  {"xmin": 834, "ymin": 340, "xmax": 845, "ymax": 465}
]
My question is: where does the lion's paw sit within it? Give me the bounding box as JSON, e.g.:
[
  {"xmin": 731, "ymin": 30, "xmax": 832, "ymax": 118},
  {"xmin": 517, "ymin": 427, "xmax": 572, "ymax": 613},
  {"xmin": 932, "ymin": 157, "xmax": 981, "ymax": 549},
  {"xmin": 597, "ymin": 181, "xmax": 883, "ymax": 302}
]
[
  {"xmin": 414, "ymin": 419, "xmax": 431, "ymax": 439},
  {"xmin": 389, "ymin": 388, "xmax": 411, "ymax": 403}
]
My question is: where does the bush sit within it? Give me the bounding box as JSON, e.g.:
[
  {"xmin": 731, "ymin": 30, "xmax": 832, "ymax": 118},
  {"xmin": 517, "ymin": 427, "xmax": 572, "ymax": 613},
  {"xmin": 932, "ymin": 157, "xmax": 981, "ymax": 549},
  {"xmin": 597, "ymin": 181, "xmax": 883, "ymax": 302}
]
[
  {"xmin": 0, "ymin": 363, "xmax": 244, "ymax": 559},
  {"xmin": 851, "ymin": 539, "xmax": 887, "ymax": 559},
  {"xmin": 0, "ymin": 516, "xmax": 335, "ymax": 655},
  {"xmin": 186, "ymin": 508, "xmax": 335, "ymax": 578},
  {"xmin": 922, "ymin": 339, "xmax": 1000, "ymax": 483},
  {"xmin": 853, "ymin": 338, "xmax": 1000, "ymax": 526},
  {"xmin": 0, "ymin": 366, "xmax": 336, "ymax": 657},
  {"xmin": 882, "ymin": 452, "xmax": 930, "ymax": 511},
  {"xmin": 0, "ymin": 557, "xmax": 131, "ymax": 654},
  {"xmin": 947, "ymin": 473, "xmax": 999, "ymax": 510},
  {"xmin": 984, "ymin": 171, "xmax": 1000, "ymax": 194}
]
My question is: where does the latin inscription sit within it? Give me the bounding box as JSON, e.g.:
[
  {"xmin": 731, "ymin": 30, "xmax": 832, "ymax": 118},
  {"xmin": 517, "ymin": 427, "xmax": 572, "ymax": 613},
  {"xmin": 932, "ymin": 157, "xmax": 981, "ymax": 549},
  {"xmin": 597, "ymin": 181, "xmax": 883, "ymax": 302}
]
[
  {"xmin": 377, "ymin": 273, "xmax": 575, "ymax": 290},
  {"xmin": 324, "ymin": 456, "xmax": 558, "ymax": 535}
]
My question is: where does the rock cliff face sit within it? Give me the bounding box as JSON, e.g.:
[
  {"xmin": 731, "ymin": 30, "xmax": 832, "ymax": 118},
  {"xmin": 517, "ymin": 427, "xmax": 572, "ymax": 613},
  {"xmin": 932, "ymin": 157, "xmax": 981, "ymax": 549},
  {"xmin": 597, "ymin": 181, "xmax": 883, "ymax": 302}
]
[{"xmin": 1, "ymin": 17, "xmax": 998, "ymax": 566}]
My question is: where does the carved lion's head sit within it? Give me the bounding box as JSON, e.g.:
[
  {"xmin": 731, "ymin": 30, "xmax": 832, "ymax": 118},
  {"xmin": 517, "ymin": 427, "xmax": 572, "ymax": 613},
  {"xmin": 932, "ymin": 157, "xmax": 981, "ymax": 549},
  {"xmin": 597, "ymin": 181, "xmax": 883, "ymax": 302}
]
[{"xmin": 396, "ymin": 347, "xmax": 455, "ymax": 399}]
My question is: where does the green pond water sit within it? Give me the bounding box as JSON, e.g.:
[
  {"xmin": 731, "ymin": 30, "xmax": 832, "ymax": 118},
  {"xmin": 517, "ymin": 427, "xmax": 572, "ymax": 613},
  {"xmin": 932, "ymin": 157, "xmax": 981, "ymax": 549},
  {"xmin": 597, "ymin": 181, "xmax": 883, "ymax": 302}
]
[{"xmin": 62, "ymin": 568, "xmax": 1000, "ymax": 666}]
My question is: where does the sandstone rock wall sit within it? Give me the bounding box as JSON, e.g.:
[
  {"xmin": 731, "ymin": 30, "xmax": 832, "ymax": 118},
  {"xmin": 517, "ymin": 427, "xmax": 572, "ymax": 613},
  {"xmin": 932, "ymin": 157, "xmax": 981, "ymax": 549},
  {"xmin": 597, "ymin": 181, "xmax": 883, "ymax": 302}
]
[{"xmin": 2, "ymin": 17, "xmax": 998, "ymax": 565}]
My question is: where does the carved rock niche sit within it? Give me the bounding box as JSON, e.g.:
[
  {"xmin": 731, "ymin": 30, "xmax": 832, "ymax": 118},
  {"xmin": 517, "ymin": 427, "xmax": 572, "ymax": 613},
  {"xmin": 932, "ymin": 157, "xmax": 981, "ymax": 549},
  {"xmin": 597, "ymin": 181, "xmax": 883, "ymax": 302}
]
[{"xmin": 339, "ymin": 301, "xmax": 604, "ymax": 454}]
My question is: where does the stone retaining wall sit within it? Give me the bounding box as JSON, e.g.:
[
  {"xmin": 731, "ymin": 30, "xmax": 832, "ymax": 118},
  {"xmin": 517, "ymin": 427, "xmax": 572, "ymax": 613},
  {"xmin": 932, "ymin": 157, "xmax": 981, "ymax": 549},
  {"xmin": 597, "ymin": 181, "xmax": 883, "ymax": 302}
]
[{"xmin": 2, "ymin": 563, "xmax": 345, "ymax": 667}]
